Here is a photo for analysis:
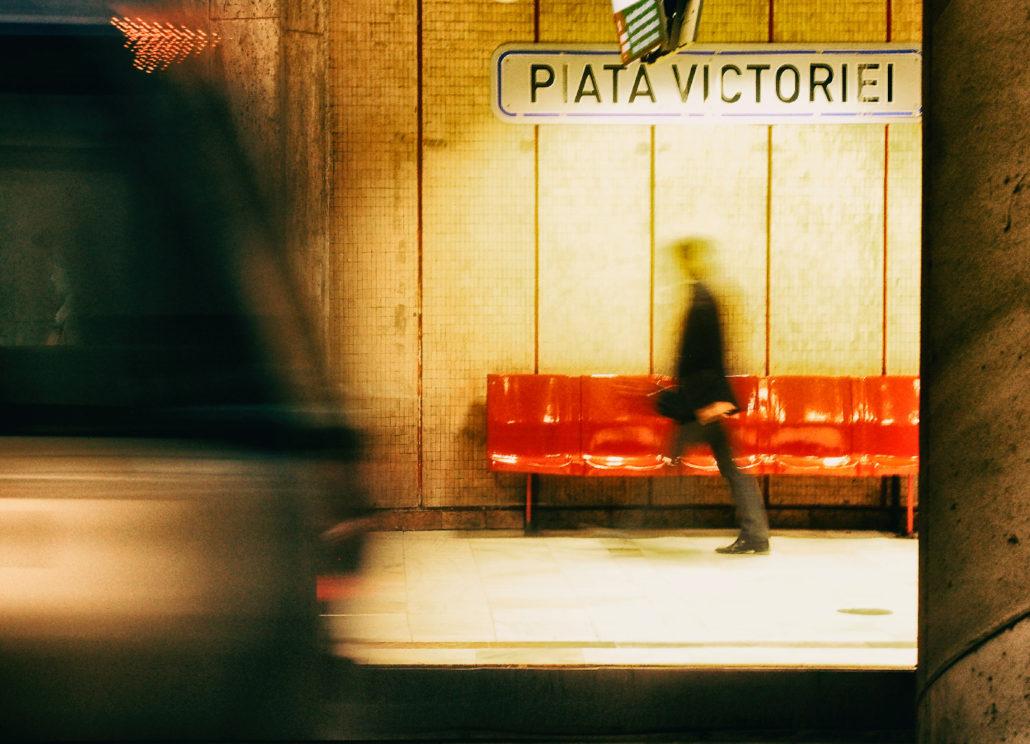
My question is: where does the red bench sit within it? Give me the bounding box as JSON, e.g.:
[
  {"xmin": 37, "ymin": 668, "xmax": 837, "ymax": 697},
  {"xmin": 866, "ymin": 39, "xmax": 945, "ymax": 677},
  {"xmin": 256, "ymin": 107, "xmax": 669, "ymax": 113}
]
[
  {"xmin": 581, "ymin": 375, "xmax": 675, "ymax": 475},
  {"xmin": 486, "ymin": 374, "xmax": 919, "ymax": 533},
  {"xmin": 487, "ymin": 374, "xmax": 584, "ymax": 476},
  {"xmin": 765, "ymin": 376, "xmax": 858, "ymax": 476}
]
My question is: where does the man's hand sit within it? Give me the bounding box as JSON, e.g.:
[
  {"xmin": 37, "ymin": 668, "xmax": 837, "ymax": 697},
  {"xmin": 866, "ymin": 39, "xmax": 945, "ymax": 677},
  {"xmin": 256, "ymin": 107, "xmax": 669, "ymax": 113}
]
[{"xmin": 695, "ymin": 401, "xmax": 736, "ymax": 425}]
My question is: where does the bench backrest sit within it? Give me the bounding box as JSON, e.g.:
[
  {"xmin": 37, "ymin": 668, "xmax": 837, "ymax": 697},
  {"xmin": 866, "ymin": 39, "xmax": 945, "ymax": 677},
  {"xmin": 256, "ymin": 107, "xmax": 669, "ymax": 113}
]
[
  {"xmin": 852, "ymin": 376, "xmax": 919, "ymax": 468},
  {"xmin": 486, "ymin": 374, "xmax": 583, "ymax": 475},
  {"xmin": 767, "ymin": 375, "xmax": 854, "ymax": 456},
  {"xmin": 580, "ymin": 375, "xmax": 675, "ymax": 474},
  {"xmin": 486, "ymin": 374, "xmax": 919, "ymax": 477}
]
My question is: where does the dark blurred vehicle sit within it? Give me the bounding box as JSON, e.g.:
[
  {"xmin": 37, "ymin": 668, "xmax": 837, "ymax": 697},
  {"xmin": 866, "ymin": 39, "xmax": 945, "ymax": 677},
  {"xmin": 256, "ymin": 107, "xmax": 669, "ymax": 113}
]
[{"xmin": 0, "ymin": 9, "xmax": 367, "ymax": 740}]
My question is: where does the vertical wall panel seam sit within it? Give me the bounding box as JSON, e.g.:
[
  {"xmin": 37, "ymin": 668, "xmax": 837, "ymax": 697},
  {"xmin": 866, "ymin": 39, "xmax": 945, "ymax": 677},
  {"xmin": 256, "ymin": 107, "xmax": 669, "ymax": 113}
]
[
  {"xmin": 765, "ymin": 0, "xmax": 773, "ymax": 377},
  {"xmin": 647, "ymin": 123, "xmax": 655, "ymax": 504},
  {"xmin": 765, "ymin": 125, "xmax": 773, "ymax": 377},
  {"xmin": 534, "ymin": 128, "xmax": 540, "ymax": 374},
  {"xmin": 883, "ymin": 125, "xmax": 890, "ymax": 375},
  {"xmin": 416, "ymin": 0, "xmax": 425, "ymax": 507},
  {"xmin": 763, "ymin": 0, "xmax": 774, "ymax": 505},
  {"xmin": 533, "ymin": 0, "xmax": 540, "ymax": 374},
  {"xmin": 649, "ymin": 125, "xmax": 656, "ymax": 375},
  {"xmin": 883, "ymin": 0, "xmax": 892, "ymax": 375}
]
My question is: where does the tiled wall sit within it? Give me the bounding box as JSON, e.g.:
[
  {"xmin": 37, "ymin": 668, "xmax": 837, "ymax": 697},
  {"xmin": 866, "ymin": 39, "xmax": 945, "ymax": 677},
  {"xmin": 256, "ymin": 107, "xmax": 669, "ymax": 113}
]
[
  {"xmin": 421, "ymin": 1, "xmax": 537, "ymax": 509},
  {"xmin": 328, "ymin": 0, "xmax": 923, "ymax": 517},
  {"xmin": 329, "ymin": 0, "xmax": 421, "ymax": 506}
]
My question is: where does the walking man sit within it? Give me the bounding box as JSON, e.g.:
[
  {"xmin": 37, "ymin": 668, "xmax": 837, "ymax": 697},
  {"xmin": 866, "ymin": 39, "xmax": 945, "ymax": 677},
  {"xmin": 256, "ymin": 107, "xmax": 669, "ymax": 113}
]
[{"xmin": 658, "ymin": 238, "xmax": 770, "ymax": 555}]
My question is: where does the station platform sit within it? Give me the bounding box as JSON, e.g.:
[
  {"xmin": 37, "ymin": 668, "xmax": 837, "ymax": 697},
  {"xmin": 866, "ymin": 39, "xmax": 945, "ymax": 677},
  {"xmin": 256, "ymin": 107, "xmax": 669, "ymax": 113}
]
[{"xmin": 323, "ymin": 529, "xmax": 917, "ymax": 669}]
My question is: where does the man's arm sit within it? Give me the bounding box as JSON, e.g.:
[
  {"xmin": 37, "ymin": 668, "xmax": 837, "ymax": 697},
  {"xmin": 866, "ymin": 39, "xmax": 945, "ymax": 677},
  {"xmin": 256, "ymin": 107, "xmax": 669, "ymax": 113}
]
[{"xmin": 695, "ymin": 400, "xmax": 736, "ymax": 425}]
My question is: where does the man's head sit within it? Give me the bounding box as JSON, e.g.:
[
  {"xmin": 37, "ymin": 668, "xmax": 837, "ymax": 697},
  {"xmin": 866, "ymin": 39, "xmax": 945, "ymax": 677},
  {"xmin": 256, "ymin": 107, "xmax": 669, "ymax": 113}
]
[{"xmin": 673, "ymin": 237, "xmax": 715, "ymax": 281}]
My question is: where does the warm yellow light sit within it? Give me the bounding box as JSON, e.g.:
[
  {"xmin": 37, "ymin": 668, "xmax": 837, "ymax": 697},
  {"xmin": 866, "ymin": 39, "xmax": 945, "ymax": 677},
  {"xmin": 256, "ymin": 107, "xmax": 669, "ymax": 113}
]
[{"xmin": 110, "ymin": 16, "xmax": 221, "ymax": 74}]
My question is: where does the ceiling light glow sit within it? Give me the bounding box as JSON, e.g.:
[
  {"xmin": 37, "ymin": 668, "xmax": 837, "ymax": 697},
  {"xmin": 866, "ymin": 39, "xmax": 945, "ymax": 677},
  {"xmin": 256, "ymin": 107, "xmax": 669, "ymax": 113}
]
[{"xmin": 110, "ymin": 16, "xmax": 221, "ymax": 74}]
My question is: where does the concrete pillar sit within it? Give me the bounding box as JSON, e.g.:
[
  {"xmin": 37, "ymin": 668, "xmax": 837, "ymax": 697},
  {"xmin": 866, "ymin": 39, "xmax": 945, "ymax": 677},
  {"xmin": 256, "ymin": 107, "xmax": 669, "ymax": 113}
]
[
  {"xmin": 282, "ymin": 0, "xmax": 331, "ymax": 324},
  {"xmin": 202, "ymin": 0, "xmax": 330, "ymax": 327},
  {"xmin": 920, "ymin": 1, "xmax": 1030, "ymax": 741}
]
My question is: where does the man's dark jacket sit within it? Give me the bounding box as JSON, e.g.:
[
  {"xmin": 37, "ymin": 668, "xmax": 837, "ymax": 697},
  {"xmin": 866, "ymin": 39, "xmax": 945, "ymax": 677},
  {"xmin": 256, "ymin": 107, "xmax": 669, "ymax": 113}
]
[{"xmin": 660, "ymin": 281, "xmax": 738, "ymax": 423}]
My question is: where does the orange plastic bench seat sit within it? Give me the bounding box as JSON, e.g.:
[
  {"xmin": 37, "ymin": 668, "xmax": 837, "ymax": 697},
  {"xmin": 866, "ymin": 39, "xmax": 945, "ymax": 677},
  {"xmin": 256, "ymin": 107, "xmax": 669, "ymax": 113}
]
[
  {"xmin": 486, "ymin": 373, "xmax": 920, "ymax": 534},
  {"xmin": 580, "ymin": 375, "xmax": 676, "ymax": 476},
  {"xmin": 486, "ymin": 374, "xmax": 584, "ymax": 475},
  {"xmin": 853, "ymin": 376, "xmax": 919, "ymax": 477},
  {"xmin": 679, "ymin": 376, "xmax": 767, "ymax": 475},
  {"xmin": 486, "ymin": 374, "xmax": 918, "ymax": 480},
  {"xmin": 765, "ymin": 376, "xmax": 858, "ymax": 476}
]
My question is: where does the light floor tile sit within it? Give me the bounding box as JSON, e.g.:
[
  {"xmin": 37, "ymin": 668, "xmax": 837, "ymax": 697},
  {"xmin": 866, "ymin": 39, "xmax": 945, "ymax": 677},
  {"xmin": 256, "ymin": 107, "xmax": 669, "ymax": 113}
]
[
  {"xmin": 492, "ymin": 608, "xmax": 598, "ymax": 642},
  {"xmin": 336, "ymin": 645, "xmax": 479, "ymax": 665},
  {"xmin": 474, "ymin": 647, "xmax": 588, "ymax": 665},
  {"xmin": 329, "ymin": 530, "xmax": 918, "ymax": 668},
  {"xmin": 408, "ymin": 611, "xmax": 497, "ymax": 643},
  {"xmin": 326, "ymin": 613, "xmax": 411, "ymax": 643}
]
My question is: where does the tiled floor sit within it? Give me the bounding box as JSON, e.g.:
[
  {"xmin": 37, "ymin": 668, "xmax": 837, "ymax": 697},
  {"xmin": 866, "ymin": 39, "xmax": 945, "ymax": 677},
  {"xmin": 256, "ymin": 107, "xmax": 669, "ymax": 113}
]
[{"xmin": 324, "ymin": 529, "xmax": 917, "ymax": 668}]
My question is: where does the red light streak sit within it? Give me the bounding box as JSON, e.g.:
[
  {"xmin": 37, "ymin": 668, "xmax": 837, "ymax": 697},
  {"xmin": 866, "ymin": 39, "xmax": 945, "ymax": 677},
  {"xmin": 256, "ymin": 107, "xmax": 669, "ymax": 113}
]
[{"xmin": 110, "ymin": 16, "xmax": 221, "ymax": 74}]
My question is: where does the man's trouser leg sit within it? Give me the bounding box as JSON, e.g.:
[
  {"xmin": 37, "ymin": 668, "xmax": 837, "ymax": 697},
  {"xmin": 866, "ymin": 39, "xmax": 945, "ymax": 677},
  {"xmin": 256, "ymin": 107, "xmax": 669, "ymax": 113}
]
[{"xmin": 701, "ymin": 422, "xmax": 769, "ymax": 541}]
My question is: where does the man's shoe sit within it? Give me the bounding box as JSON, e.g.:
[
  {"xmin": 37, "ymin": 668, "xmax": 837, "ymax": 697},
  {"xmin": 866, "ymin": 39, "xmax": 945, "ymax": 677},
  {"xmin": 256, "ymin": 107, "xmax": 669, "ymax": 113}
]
[{"xmin": 715, "ymin": 534, "xmax": 770, "ymax": 555}]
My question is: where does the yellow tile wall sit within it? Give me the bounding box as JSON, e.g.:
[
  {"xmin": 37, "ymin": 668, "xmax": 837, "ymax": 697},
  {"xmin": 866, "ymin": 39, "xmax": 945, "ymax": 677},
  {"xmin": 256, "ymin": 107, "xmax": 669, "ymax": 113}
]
[
  {"xmin": 330, "ymin": 0, "xmax": 420, "ymax": 507},
  {"xmin": 891, "ymin": 0, "xmax": 923, "ymax": 42},
  {"xmin": 651, "ymin": 122, "xmax": 768, "ymax": 507},
  {"xmin": 696, "ymin": 0, "xmax": 770, "ymax": 43},
  {"xmin": 537, "ymin": 125, "xmax": 652, "ymax": 375},
  {"xmin": 653, "ymin": 125, "xmax": 769, "ymax": 377},
  {"xmin": 774, "ymin": 0, "xmax": 887, "ymax": 41},
  {"xmin": 886, "ymin": 122, "xmax": 921, "ymax": 374},
  {"xmin": 536, "ymin": 0, "xmax": 653, "ymax": 507},
  {"xmin": 649, "ymin": 0, "xmax": 770, "ymax": 508},
  {"xmin": 539, "ymin": 0, "xmax": 614, "ymax": 43},
  {"xmin": 327, "ymin": 0, "xmax": 923, "ymax": 512},
  {"xmin": 768, "ymin": 0, "xmax": 902, "ymax": 505},
  {"xmin": 537, "ymin": 0, "xmax": 651, "ymax": 377},
  {"xmin": 421, "ymin": 0, "xmax": 536, "ymax": 508},
  {"xmin": 769, "ymin": 124, "xmax": 885, "ymax": 375}
]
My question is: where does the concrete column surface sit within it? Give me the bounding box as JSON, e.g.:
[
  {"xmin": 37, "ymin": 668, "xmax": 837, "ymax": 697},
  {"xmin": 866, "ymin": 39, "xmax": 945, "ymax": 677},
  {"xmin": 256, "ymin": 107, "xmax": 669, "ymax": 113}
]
[{"xmin": 921, "ymin": 0, "xmax": 1030, "ymax": 742}]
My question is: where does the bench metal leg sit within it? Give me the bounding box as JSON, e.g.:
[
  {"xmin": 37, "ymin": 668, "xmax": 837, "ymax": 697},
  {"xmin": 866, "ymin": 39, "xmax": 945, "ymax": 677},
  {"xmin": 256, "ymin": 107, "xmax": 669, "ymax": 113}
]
[
  {"xmin": 524, "ymin": 473, "xmax": 536, "ymax": 533},
  {"xmin": 906, "ymin": 474, "xmax": 915, "ymax": 536},
  {"xmin": 888, "ymin": 475, "xmax": 902, "ymax": 534}
]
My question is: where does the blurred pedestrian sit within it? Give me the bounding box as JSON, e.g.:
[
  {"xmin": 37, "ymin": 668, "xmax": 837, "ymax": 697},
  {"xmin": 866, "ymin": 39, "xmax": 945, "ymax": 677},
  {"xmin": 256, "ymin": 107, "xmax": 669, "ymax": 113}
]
[{"xmin": 657, "ymin": 238, "xmax": 770, "ymax": 554}]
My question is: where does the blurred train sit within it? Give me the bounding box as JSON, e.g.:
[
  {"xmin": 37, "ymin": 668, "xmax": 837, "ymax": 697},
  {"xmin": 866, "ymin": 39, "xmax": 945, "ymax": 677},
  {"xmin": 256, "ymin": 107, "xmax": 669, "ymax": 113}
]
[{"xmin": 0, "ymin": 5, "xmax": 368, "ymax": 739}]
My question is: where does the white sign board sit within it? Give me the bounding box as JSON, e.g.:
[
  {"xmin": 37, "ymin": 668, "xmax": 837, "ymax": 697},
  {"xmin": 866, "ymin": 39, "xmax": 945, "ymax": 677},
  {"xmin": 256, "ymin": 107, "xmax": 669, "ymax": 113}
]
[{"xmin": 491, "ymin": 43, "xmax": 922, "ymax": 124}]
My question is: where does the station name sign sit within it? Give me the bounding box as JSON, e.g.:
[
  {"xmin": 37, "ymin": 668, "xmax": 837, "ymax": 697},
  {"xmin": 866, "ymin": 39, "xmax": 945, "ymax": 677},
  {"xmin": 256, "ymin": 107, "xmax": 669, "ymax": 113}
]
[{"xmin": 491, "ymin": 43, "xmax": 921, "ymax": 124}]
